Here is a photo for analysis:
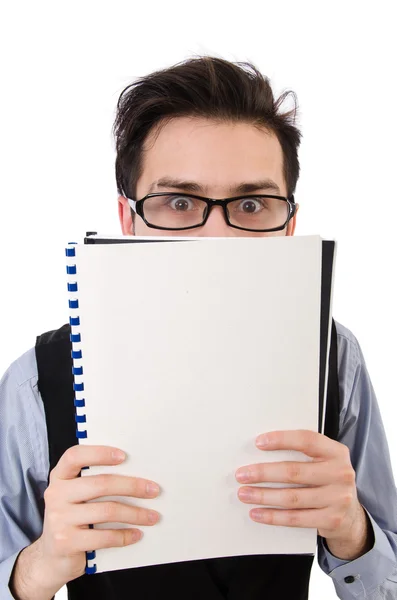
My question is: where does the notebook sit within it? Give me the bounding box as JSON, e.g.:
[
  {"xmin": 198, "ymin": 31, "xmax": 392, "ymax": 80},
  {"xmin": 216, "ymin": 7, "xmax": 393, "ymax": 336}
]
[{"xmin": 65, "ymin": 234, "xmax": 336, "ymax": 574}]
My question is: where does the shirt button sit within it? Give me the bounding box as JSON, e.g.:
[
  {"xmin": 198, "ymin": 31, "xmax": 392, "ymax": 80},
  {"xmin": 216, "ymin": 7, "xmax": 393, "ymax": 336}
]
[{"xmin": 344, "ymin": 575, "xmax": 356, "ymax": 584}]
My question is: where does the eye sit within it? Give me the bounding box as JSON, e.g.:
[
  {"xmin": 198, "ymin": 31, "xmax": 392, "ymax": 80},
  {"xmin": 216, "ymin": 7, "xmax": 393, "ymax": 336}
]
[
  {"xmin": 167, "ymin": 196, "xmax": 197, "ymax": 211},
  {"xmin": 237, "ymin": 197, "xmax": 268, "ymax": 213}
]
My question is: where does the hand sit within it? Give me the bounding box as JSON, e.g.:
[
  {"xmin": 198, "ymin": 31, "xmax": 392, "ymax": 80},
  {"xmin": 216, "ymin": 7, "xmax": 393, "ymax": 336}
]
[
  {"xmin": 11, "ymin": 445, "xmax": 160, "ymax": 599},
  {"xmin": 235, "ymin": 430, "xmax": 372, "ymax": 559}
]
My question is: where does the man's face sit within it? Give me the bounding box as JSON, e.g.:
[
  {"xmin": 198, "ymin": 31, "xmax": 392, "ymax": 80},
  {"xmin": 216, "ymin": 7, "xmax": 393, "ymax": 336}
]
[{"xmin": 118, "ymin": 117, "xmax": 299, "ymax": 237}]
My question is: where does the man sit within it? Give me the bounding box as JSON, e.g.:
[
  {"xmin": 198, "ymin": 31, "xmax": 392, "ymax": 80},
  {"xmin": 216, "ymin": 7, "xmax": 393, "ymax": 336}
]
[{"xmin": 1, "ymin": 56, "xmax": 396, "ymax": 600}]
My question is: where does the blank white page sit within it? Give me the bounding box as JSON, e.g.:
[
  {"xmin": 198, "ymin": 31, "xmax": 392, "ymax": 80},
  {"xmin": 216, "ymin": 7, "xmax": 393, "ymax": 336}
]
[{"xmin": 70, "ymin": 235, "xmax": 323, "ymax": 573}]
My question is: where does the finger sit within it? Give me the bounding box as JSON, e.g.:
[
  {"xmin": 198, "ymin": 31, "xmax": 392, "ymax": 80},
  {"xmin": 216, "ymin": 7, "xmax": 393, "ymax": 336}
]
[
  {"xmin": 249, "ymin": 507, "xmax": 328, "ymax": 528},
  {"xmin": 255, "ymin": 430, "xmax": 344, "ymax": 459},
  {"xmin": 52, "ymin": 445, "xmax": 127, "ymax": 481},
  {"xmin": 71, "ymin": 527, "xmax": 144, "ymax": 552},
  {"xmin": 70, "ymin": 501, "xmax": 160, "ymax": 527},
  {"xmin": 236, "ymin": 460, "xmax": 339, "ymax": 485},
  {"xmin": 64, "ymin": 474, "xmax": 160, "ymax": 503},
  {"xmin": 238, "ymin": 485, "xmax": 334, "ymax": 509}
]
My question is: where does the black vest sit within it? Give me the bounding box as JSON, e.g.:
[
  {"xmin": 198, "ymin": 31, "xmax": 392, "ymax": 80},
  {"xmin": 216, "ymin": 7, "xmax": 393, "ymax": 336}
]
[{"xmin": 35, "ymin": 320, "xmax": 340, "ymax": 600}]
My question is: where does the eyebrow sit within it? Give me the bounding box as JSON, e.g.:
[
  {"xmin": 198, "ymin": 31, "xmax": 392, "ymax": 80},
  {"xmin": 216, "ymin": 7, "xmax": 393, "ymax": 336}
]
[{"xmin": 147, "ymin": 177, "xmax": 282, "ymax": 196}]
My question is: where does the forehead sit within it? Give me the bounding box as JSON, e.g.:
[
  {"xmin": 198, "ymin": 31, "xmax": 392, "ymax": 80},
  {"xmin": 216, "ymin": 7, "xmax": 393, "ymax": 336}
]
[{"xmin": 137, "ymin": 117, "xmax": 286, "ymax": 196}]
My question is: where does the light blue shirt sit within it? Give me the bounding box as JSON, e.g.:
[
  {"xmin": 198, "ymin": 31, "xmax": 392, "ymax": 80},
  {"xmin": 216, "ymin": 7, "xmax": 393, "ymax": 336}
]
[{"xmin": 1, "ymin": 320, "xmax": 397, "ymax": 599}]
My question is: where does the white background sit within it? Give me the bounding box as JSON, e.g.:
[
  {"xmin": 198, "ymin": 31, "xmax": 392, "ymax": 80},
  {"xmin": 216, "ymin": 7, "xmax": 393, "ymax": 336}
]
[{"xmin": 0, "ymin": 1, "xmax": 396, "ymax": 598}]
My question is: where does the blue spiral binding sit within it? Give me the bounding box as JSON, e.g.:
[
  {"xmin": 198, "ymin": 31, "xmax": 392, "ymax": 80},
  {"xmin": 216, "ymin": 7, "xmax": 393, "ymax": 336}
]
[{"xmin": 66, "ymin": 243, "xmax": 97, "ymax": 575}]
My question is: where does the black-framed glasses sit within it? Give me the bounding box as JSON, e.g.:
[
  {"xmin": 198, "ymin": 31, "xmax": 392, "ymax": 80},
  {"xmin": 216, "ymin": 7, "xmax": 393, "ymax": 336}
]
[{"xmin": 127, "ymin": 192, "xmax": 296, "ymax": 232}]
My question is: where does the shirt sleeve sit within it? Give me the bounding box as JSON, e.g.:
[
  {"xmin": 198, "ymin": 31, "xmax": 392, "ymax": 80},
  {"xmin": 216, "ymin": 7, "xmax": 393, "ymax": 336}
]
[
  {"xmin": 317, "ymin": 324, "xmax": 397, "ymax": 599},
  {"xmin": 0, "ymin": 350, "xmax": 49, "ymax": 599}
]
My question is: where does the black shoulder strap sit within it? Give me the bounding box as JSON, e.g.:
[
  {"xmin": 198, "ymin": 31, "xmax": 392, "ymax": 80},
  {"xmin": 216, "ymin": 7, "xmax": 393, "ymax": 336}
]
[{"xmin": 35, "ymin": 323, "xmax": 77, "ymax": 473}]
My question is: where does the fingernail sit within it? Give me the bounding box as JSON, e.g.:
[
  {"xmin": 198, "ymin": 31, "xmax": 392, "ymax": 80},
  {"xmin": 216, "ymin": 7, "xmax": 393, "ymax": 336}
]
[
  {"xmin": 251, "ymin": 509, "xmax": 263, "ymax": 521},
  {"xmin": 146, "ymin": 482, "xmax": 160, "ymax": 496},
  {"xmin": 238, "ymin": 488, "xmax": 253, "ymax": 501},
  {"xmin": 112, "ymin": 450, "xmax": 126, "ymax": 461},
  {"xmin": 256, "ymin": 435, "xmax": 269, "ymax": 449},
  {"xmin": 131, "ymin": 529, "xmax": 143, "ymax": 542},
  {"xmin": 236, "ymin": 469, "xmax": 251, "ymax": 483},
  {"xmin": 148, "ymin": 511, "xmax": 159, "ymax": 524}
]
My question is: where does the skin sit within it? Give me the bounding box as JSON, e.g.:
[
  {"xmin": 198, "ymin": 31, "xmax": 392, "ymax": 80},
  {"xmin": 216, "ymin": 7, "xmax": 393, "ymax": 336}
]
[{"xmin": 11, "ymin": 117, "xmax": 372, "ymax": 600}]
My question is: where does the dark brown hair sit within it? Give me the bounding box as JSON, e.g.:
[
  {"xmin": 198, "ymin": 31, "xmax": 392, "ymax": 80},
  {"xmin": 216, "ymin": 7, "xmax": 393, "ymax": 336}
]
[{"xmin": 114, "ymin": 56, "xmax": 301, "ymax": 199}]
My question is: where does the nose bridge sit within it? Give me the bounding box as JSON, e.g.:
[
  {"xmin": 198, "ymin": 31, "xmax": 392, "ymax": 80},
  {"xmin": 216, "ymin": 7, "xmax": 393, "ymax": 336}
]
[{"xmin": 200, "ymin": 202, "xmax": 230, "ymax": 235}]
